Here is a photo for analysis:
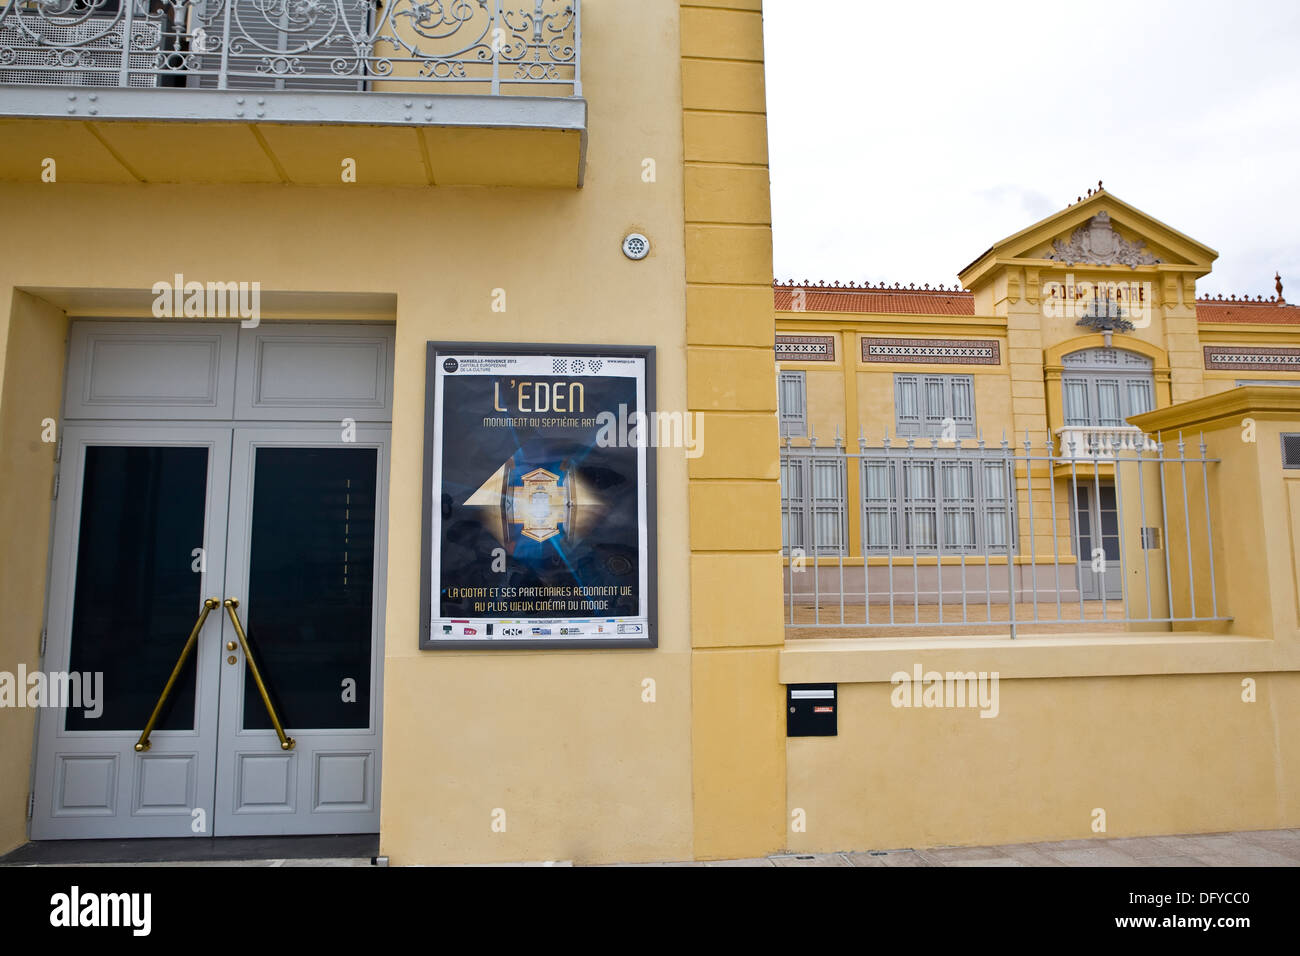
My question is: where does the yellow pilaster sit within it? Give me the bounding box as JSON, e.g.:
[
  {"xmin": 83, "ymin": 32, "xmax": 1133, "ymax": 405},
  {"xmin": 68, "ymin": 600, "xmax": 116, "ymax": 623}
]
[{"xmin": 681, "ymin": 0, "xmax": 786, "ymax": 860}]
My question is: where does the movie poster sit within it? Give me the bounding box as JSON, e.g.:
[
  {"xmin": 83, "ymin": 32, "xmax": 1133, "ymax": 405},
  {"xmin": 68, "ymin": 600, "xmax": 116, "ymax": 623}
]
[{"xmin": 421, "ymin": 345, "xmax": 655, "ymax": 648}]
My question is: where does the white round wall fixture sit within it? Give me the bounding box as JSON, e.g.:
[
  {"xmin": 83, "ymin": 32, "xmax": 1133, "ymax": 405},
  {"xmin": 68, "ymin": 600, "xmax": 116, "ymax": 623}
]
[{"xmin": 622, "ymin": 233, "xmax": 650, "ymax": 260}]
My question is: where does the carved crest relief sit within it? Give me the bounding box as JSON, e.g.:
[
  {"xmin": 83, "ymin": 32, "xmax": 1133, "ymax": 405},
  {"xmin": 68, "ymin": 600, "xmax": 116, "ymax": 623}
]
[{"xmin": 1045, "ymin": 211, "xmax": 1162, "ymax": 269}]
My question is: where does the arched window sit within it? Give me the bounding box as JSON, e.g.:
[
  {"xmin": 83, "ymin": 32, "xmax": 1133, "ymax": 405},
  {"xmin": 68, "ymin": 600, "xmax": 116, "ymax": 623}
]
[{"xmin": 1061, "ymin": 347, "xmax": 1155, "ymax": 427}]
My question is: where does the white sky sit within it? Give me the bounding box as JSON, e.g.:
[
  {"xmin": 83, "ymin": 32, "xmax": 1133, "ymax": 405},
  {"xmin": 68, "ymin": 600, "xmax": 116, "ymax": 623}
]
[{"xmin": 763, "ymin": 0, "xmax": 1300, "ymax": 299}]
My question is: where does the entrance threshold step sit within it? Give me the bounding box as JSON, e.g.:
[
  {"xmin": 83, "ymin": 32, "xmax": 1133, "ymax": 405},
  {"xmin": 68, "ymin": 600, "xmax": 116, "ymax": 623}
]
[{"xmin": 0, "ymin": 834, "xmax": 379, "ymax": 866}]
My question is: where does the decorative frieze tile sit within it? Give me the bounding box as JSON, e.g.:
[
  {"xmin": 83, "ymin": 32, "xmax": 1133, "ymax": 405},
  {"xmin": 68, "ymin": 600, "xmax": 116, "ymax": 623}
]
[
  {"xmin": 862, "ymin": 337, "xmax": 1001, "ymax": 365},
  {"xmin": 776, "ymin": 334, "xmax": 835, "ymax": 362},
  {"xmin": 1203, "ymin": 346, "xmax": 1300, "ymax": 371}
]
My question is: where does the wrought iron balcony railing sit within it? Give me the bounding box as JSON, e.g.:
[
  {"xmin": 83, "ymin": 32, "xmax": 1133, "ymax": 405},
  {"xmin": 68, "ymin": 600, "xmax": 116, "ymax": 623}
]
[{"xmin": 0, "ymin": 0, "xmax": 579, "ymax": 95}]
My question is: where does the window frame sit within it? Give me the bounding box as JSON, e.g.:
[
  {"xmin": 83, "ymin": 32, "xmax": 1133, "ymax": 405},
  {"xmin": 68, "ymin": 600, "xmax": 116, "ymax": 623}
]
[
  {"xmin": 780, "ymin": 450, "xmax": 848, "ymax": 557},
  {"xmin": 1061, "ymin": 348, "xmax": 1155, "ymax": 428},
  {"xmin": 860, "ymin": 448, "xmax": 1017, "ymax": 556},
  {"xmin": 894, "ymin": 373, "xmax": 977, "ymax": 439},
  {"xmin": 778, "ymin": 369, "xmax": 808, "ymax": 438}
]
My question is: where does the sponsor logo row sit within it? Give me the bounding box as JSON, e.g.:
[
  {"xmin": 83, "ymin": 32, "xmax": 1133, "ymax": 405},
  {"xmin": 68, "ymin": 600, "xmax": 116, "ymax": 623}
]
[{"xmin": 436, "ymin": 620, "xmax": 645, "ymax": 638}]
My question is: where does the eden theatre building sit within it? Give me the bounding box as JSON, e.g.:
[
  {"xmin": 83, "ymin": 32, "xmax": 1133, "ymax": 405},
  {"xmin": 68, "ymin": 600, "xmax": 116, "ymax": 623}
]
[{"xmin": 1, "ymin": 1, "xmax": 1298, "ymax": 865}]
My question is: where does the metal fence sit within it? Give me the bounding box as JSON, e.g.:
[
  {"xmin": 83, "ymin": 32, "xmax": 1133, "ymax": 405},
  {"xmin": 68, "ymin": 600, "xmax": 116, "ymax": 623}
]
[
  {"xmin": 782, "ymin": 428, "xmax": 1227, "ymax": 638},
  {"xmin": 0, "ymin": 0, "xmax": 579, "ymax": 93}
]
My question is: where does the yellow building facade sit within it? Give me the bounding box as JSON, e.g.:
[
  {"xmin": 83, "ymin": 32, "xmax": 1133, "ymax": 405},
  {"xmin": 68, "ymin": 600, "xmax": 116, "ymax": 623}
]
[
  {"xmin": 775, "ymin": 193, "xmax": 1300, "ymax": 853},
  {"xmin": 776, "ymin": 192, "xmax": 1300, "ymax": 619},
  {"xmin": 0, "ymin": 0, "xmax": 1296, "ymax": 866},
  {"xmin": 0, "ymin": 0, "xmax": 783, "ymax": 864}
]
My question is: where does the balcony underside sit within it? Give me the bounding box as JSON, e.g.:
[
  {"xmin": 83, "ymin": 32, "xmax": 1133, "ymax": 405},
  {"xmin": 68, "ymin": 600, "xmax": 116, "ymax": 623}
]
[{"xmin": 0, "ymin": 87, "xmax": 586, "ymax": 186}]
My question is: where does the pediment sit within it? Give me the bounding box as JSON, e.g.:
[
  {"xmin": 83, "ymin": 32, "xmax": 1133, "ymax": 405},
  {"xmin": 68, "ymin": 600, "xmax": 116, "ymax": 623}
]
[
  {"xmin": 1028, "ymin": 210, "xmax": 1173, "ymax": 267},
  {"xmin": 959, "ymin": 190, "xmax": 1218, "ymax": 290}
]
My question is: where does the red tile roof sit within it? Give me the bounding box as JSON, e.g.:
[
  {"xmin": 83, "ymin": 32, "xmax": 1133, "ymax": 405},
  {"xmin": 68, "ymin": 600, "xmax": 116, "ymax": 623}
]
[
  {"xmin": 1194, "ymin": 297, "xmax": 1300, "ymax": 324},
  {"xmin": 773, "ymin": 282, "xmax": 1300, "ymax": 324},
  {"xmin": 773, "ymin": 283, "xmax": 974, "ymax": 316}
]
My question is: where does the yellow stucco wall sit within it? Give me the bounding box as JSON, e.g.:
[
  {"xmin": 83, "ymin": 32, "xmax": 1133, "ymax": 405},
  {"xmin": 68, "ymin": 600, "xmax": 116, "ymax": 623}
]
[
  {"xmin": 0, "ymin": 291, "xmax": 68, "ymax": 854},
  {"xmin": 787, "ymin": 671, "xmax": 1300, "ymax": 852},
  {"xmin": 0, "ymin": 1, "xmax": 700, "ymax": 863}
]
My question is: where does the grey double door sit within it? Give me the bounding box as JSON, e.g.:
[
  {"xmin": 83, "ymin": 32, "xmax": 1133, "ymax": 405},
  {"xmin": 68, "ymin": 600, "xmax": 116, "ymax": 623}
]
[{"xmin": 31, "ymin": 321, "xmax": 393, "ymax": 839}]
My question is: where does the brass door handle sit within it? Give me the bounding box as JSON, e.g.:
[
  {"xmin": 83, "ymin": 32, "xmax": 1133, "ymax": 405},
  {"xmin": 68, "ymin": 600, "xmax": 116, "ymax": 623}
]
[
  {"xmin": 135, "ymin": 598, "xmax": 220, "ymax": 753},
  {"xmin": 223, "ymin": 598, "xmax": 296, "ymax": 751}
]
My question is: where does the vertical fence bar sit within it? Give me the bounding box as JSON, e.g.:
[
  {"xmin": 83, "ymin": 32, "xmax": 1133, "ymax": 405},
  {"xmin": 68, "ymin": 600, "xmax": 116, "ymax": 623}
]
[
  {"xmin": 1200, "ymin": 433, "xmax": 1219, "ymax": 619},
  {"xmin": 571, "ymin": 0, "xmax": 582, "ymax": 96},
  {"xmin": 810, "ymin": 431, "xmax": 820, "ymax": 626},
  {"xmin": 1068, "ymin": 435, "xmax": 1085, "ymax": 622},
  {"xmin": 1156, "ymin": 437, "xmax": 1177, "ymax": 625},
  {"xmin": 980, "ymin": 433, "xmax": 991, "ymax": 623},
  {"xmin": 885, "ymin": 435, "xmax": 896, "ymax": 627},
  {"xmin": 933, "ymin": 437, "xmax": 944, "ymax": 626},
  {"xmin": 491, "ymin": 0, "xmax": 502, "ymax": 94},
  {"xmin": 1046, "ymin": 434, "xmax": 1063, "ymax": 619},
  {"xmin": 1113, "ymin": 443, "xmax": 1133, "ymax": 625},
  {"xmin": 909, "ymin": 437, "xmax": 919, "ymax": 624},
  {"xmin": 836, "ymin": 428, "xmax": 845, "ymax": 626},
  {"xmin": 1091, "ymin": 432, "xmax": 1108, "ymax": 620},
  {"xmin": 217, "ymin": 0, "xmax": 233, "ymax": 89},
  {"xmin": 1135, "ymin": 438, "xmax": 1154, "ymax": 621},
  {"xmin": 783, "ymin": 534, "xmax": 789, "ymax": 623},
  {"xmin": 119, "ymin": 0, "xmax": 137, "ymax": 87},
  {"xmin": 1177, "ymin": 432, "xmax": 1198, "ymax": 618},
  {"xmin": 860, "ymin": 429, "xmax": 869, "ymax": 626},
  {"xmin": 959, "ymin": 442, "xmax": 968, "ymax": 625},
  {"xmin": 1003, "ymin": 434, "xmax": 1016, "ymax": 639},
  {"xmin": 1024, "ymin": 431, "xmax": 1038, "ymax": 623}
]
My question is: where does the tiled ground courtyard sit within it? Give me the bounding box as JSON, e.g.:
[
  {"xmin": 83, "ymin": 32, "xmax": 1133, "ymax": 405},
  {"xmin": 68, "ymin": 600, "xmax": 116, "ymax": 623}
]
[{"xmin": 644, "ymin": 830, "xmax": 1300, "ymax": 867}]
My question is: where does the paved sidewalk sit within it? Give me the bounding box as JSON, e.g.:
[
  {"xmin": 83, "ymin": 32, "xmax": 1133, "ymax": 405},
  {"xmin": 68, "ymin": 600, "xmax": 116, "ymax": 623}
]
[
  {"xmin": 630, "ymin": 829, "xmax": 1300, "ymax": 867},
  {"xmin": 4, "ymin": 828, "xmax": 1297, "ymax": 866}
]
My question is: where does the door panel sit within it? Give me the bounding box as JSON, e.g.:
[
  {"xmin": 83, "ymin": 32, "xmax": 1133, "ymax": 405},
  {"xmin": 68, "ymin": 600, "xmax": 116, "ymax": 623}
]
[
  {"xmin": 31, "ymin": 424, "xmax": 231, "ymax": 839},
  {"xmin": 63, "ymin": 321, "xmax": 239, "ymax": 421},
  {"xmin": 233, "ymin": 323, "xmax": 395, "ymax": 423},
  {"xmin": 213, "ymin": 426, "xmax": 387, "ymax": 835}
]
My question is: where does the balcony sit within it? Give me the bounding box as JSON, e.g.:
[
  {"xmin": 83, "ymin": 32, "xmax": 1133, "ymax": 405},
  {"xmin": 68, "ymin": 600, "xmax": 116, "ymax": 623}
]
[
  {"xmin": 1054, "ymin": 425, "xmax": 1157, "ymax": 460},
  {"xmin": 0, "ymin": 0, "xmax": 585, "ymax": 186}
]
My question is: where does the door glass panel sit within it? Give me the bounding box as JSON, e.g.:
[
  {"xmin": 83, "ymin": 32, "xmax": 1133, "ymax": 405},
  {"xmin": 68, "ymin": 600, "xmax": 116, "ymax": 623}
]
[
  {"xmin": 1074, "ymin": 487, "xmax": 1093, "ymax": 556},
  {"xmin": 242, "ymin": 447, "xmax": 377, "ymax": 731},
  {"xmin": 1098, "ymin": 486, "xmax": 1120, "ymax": 561},
  {"xmin": 66, "ymin": 446, "xmax": 209, "ymax": 731}
]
